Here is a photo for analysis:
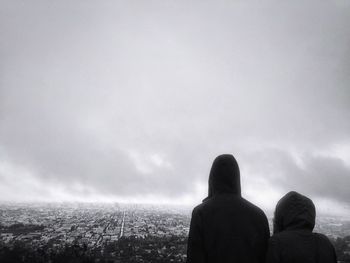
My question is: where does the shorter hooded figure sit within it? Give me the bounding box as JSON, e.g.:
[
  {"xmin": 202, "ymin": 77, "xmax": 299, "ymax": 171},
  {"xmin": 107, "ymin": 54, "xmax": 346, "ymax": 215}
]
[
  {"xmin": 187, "ymin": 154, "xmax": 270, "ymax": 263},
  {"xmin": 266, "ymin": 191, "xmax": 337, "ymax": 263}
]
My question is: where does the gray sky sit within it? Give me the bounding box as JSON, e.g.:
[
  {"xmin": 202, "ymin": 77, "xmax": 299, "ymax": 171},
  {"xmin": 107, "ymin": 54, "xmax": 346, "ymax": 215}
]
[{"xmin": 1, "ymin": 0, "xmax": 350, "ymax": 215}]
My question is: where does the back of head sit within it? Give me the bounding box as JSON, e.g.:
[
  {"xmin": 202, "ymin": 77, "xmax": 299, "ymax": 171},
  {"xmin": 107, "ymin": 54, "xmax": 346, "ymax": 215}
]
[
  {"xmin": 192, "ymin": 155, "xmax": 269, "ymax": 263},
  {"xmin": 207, "ymin": 154, "xmax": 241, "ymax": 199},
  {"xmin": 273, "ymin": 191, "xmax": 316, "ymax": 234}
]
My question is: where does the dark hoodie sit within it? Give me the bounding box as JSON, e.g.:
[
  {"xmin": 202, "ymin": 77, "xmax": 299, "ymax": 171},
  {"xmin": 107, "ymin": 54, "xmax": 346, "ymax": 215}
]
[
  {"xmin": 187, "ymin": 154, "xmax": 270, "ymax": 263},
  {"xmin": 266, "ymin": 191, "xmax": 337, "ymax": 263}
]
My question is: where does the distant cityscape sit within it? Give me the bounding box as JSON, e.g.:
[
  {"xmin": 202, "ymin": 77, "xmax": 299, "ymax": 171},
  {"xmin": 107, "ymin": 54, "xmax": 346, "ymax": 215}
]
[{"xmin": 0, "ymin": 203, "xmax": 349, "ymax": 262}]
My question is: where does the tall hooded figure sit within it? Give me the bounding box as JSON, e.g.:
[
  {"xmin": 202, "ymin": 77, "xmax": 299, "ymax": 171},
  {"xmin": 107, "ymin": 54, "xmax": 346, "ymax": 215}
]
[
  {"xmin": 266, "ymin": 191, "xmax": 337, "ymax": 263},
  {"xmin": 187, "ymin": 154, "xmax": 270, "ymax": 263}
]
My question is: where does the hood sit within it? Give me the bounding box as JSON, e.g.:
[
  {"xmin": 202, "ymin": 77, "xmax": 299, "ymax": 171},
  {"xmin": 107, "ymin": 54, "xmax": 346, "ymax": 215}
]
[
  {"xmin": 204, "ymin": 154, "xmax": 241, "ymax": 201},
  {"xmin": 273, "ymin": 191, "xmax": 316, "ymax": 234}
]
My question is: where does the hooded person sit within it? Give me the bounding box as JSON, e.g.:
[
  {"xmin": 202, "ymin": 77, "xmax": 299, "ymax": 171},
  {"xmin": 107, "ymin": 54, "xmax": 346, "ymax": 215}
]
[
  {"xmin": 187, "ymin": 154, "xmax": 270, "ymax": 263},
  {"xmin": 266, "ymin": 191, "xmax": 337, "ymax": 263}
]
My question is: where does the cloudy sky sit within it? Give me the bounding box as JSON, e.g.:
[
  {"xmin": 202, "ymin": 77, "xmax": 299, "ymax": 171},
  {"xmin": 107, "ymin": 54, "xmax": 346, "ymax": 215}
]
[{"xmin": 1, "ymin": 0, "xmax": 350, "ymax": 215}]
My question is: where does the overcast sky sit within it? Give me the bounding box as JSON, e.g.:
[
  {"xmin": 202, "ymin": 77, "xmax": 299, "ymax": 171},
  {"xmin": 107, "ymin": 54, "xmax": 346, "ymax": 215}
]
[{"xmin": 1, "ymin": 0, "xmax": 350, "ymax": 216}]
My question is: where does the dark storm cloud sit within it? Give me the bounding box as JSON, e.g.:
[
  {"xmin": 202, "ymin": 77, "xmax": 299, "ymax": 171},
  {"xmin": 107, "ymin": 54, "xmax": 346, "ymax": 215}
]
[
  {"xmin": 299, "ymin": 156, "xmax": 350, "ymax": 202},
  {"xmin": 242, "ymin": 149, "xmax": 350, "ymax": 203},
  {"xmin": 0, "ymin": 87, "xmax": 193, "ymax": 197},
  {"xmin": 0, "ymin": 0, "xmax": 350, "ymax": 207}
]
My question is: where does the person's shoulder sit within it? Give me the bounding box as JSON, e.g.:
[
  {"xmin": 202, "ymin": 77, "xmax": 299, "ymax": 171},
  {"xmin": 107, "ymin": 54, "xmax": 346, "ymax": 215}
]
[
  {"xmin": 241, "ymin": 198, "xmax": 268, "ymax": 219},
  {"xmin": 269, "ymin": 231, "xmax": 296, "ymax": 247},
  {"xmin": 191, "ymin": 202, "xmax": 206, "ymax": 216},
  {"xmin": 313, "ymin": 232, "xmax": 334, "ymax": 246},
  {"xmin": 194, "ymin": 195, "xmax": 218, "ymax": 210},
  {"xmin": 195, "ymin": 195, "xmax": 268, "ymax": 219},
  {"xmin": 313, "ymin": 232, "xmax": 336, "ymax": 259},
  {"xmin": 313, "ymin": 232, "xmax": 331, "ymax": 241}
]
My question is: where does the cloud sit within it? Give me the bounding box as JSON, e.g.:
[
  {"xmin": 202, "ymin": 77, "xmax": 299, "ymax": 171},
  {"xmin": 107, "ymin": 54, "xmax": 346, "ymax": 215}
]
[
  {"xmin": 0, "ymin": 0, "xmax": 350, "ymax": 213},
  {"xmin": 240, "ymin": 148, "xmax": 350, "ymax": 203}
]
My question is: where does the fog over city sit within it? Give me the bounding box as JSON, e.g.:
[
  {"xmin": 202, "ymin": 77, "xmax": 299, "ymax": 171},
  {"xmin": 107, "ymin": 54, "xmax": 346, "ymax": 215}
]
[{"xmin": 1, "ymin": 0, "xmax": 350, "ymax": 216}]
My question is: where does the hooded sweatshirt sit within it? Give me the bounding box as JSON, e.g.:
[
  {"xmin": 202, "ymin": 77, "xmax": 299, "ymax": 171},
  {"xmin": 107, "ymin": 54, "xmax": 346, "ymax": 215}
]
[
  {"xmin": 266, "ymin": 191, "xmax": 337, "ymax": 263},
  {"xmin": 187, "ymin": 154, "xmax": 270, "ymax": 263}
]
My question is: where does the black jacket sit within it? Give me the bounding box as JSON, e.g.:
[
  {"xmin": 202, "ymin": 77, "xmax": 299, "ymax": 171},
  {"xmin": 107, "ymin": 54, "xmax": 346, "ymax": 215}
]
[
  {"xmin": 187, "ymin": 154, "xmax": 270, "ymax": 263},
  {"xmin": 266, "ymin": 191, "xmax": 337, "ymax": 263}
]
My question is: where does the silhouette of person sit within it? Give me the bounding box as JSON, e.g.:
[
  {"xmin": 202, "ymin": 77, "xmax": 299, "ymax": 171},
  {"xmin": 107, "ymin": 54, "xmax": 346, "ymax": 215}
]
[
  {"xmin": 266, "ymin": 191, "xmax": 337, "ymax": 263},
  {"xmin": 187, "ymin": 154, "xmax": 270, "ymax": 263}
]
